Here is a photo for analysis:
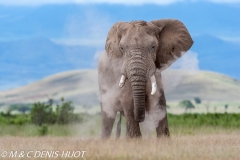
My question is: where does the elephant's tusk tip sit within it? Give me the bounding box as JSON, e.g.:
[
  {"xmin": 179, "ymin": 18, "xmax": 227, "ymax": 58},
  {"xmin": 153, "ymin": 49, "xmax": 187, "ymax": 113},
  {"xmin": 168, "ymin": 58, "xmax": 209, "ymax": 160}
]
[
  {"xmin": 151, "ymin": 91, "xmax": 156, "ymax": 95},
  {"xmin": 119, "ymin": 83, "xmax": 124, "ymax": 88},
  {"xmin": 151, "ymin": 84, "xmax": 157, "ymax": 95}
]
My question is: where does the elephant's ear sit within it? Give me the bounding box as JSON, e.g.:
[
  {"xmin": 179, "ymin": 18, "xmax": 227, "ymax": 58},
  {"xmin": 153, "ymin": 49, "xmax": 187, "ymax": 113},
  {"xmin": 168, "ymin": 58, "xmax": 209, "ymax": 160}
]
[
  {"xmin": 151, "ymin": 19, "xmax": 193, "ymax": 71},
  {"xmin": 105, "ymin": 22, "xmax": 126, "ymax": 58}
]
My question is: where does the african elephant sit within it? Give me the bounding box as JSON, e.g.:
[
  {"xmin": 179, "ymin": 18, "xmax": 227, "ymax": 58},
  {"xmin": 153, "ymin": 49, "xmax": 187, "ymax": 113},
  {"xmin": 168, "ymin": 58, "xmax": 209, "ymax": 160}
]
[{"xmin": 98, "ymin": 19, "xmax": 193, "ymax": 138}]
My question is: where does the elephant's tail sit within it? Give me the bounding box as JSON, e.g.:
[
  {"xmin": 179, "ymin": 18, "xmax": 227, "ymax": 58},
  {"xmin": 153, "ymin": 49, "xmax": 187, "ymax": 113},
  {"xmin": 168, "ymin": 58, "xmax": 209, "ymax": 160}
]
[{"xmin": 116, "ymin": 111, "xmax": 123, "ymax": 138}]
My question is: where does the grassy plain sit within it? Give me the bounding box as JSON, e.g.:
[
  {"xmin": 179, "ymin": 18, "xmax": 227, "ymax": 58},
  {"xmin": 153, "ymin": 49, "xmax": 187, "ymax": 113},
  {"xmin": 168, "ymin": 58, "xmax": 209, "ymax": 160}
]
[
  {"xmin": 1, "ymin": 113, "xmax": 240, "ymax": 159},
  {"xmin": 0, "ymin": 133, "xmax": 240, "ymax": 160}
]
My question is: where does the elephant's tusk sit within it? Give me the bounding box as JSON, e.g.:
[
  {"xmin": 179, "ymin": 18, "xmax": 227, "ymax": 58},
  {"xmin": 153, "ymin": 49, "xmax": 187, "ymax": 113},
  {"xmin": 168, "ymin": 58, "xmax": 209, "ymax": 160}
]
[
  {"xmin": 119, "ymin": 75, "xmax": 126, "ymax": 88},
  {"xmin": 150, "ymin": 75, "xmax": 157, "ymax": 95}
]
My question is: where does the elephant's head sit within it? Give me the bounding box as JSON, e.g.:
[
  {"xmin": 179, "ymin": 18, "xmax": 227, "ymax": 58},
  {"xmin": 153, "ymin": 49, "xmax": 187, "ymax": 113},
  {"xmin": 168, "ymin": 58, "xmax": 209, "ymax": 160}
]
[{"xmin": 105, "ymin": 19, "xmax": 193, "ymax": 122}]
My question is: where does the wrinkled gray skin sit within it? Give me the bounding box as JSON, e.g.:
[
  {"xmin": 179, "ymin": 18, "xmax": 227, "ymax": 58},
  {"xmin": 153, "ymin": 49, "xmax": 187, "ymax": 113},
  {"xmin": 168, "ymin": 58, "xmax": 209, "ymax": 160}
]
[{"xmin": 98, "ymin": 19, "xmax": 193, "ymax": 138}]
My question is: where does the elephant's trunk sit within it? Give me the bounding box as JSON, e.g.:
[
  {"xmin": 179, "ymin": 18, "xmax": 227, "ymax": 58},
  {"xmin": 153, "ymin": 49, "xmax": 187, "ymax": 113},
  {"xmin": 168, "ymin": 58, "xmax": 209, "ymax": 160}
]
[
  {"xmin": 127, "ymin": 53, "xmax": 147, "ymax": 123},
  {"xmin": 131, "ymin": 77, "xmax": 146, "ymax": 122}
]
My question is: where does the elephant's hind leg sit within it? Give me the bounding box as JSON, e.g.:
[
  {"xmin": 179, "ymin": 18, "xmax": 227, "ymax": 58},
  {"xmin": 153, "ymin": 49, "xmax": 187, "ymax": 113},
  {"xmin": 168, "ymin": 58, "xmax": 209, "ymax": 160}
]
[
  {"xmin": 156, "ymin": 115, "xmax": 170, "ymax": 138},
  {"xmin": 101, "ymin": 110, "xmax": 116, "ymax": 139}
]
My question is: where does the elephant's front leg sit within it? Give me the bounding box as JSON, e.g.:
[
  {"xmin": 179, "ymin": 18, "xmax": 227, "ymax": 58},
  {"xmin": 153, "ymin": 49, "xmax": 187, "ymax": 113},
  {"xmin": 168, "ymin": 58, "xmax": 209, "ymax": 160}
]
[
  {"xmin": 101, "ymin": 105, "xmax": 117, "ymax": 139},
  {"xmin": 152, "ymin": 89, "xmax": 170, "ymax": 138},
  {"xmin": 123, "ymin": 107, "xmax": 142, "ymax": 138}
]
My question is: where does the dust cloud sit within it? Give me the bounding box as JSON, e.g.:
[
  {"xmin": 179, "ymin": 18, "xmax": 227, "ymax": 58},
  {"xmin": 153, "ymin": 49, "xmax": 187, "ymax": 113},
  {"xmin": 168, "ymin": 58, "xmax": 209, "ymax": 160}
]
[
  {"xmin": 170, "ymin": 51, "xmax": 199, "ymax": 71},
  {"xmin": 139, "ymin": 51, "xmax": 200, "ymax": 135},
  {"xmin": 59, "ymin": 9, "xmax": 111, "ymax": 69},
  {"xmin": 162, "ymin": 51, "xmax": 199, "ymax": 91},
  {"xmin": 93, "ymin": 50, "xmax": 104, "ymax": 68}
]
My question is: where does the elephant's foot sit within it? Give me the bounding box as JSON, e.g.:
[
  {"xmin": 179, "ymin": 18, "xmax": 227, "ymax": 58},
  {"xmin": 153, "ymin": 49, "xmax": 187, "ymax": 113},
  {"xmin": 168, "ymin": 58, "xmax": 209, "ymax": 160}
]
[{"xmin": 125, "ymin": 120, "xmax": 142, "ymax": 138}]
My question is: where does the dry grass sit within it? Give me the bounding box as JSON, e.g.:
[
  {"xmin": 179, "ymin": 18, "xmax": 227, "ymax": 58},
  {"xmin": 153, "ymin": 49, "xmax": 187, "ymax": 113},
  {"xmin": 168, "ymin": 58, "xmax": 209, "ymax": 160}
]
[{"xmin": 0, "ymin": 133, "xmax": 240, "ymax": 160}]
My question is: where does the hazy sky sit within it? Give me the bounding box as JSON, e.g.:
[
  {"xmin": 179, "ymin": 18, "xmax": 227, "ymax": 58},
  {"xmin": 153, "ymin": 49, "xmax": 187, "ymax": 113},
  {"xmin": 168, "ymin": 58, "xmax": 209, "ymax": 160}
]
[{"xmin": 0, "ymin": 0, "xmax": 240, "ymax": 5}]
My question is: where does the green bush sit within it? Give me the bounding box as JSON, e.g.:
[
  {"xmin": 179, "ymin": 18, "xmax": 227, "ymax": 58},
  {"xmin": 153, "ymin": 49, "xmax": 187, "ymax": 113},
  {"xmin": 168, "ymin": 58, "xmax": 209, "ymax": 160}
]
[
  {"xmin": 56, "ymin": 98, "xmax": 74, "ymax": 124},
  {"xmin": 9, "ymin": 116, "xmax": 30, "ymax": 125},
  {"xmin": 0, "ymin": 112, "xmax": 30, "ymax": 125},
  {"xmin": 30, "ymin": 97, "xmax": 77, "ymax": 126},
  {"xmin": 38, "ymin": 125, "xmax": 48, "ymax": 136},
  {"xmin": 31, "ymin": 102, "xmax": 56, "ymax": 126}
]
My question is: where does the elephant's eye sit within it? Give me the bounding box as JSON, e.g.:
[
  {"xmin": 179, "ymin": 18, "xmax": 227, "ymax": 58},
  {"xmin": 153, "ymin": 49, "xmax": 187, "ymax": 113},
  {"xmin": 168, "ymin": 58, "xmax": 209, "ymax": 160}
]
[
  {"xmin": 151, "ymin": 45, "xmax": 155, "ymax": 52},
  {"xmin": 120, "ymin": 46, "xmax": 124, "ymax": 52}
]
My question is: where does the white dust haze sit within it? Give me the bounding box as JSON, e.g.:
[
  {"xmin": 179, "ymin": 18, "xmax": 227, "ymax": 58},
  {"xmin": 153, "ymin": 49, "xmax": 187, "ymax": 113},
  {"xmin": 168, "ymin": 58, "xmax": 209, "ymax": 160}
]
[
  {"xmin": 170, "ymin": 51, "xmax": 199, "ymax": 71},
  {"xmin": 162, "ymin": 51, "xmax": 200, "ymax": 91},
  {"xmin": 140, "ymin": 51, "xmax": 200, "ymax": 136},
  {"xmin": 58, "ymin": 9, "xmax": 111, "ymax": 69},
  {"xmin": 62, "ymin": 9, "xmax": 111, "ymax": 46}
]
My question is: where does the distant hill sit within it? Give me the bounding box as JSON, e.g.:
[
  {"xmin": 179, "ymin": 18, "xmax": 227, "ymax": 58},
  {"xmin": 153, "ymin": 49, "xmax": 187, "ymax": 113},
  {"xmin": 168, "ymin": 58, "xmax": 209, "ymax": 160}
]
[
  {"xmin": 0, "ymin": 70, "xmax": 99, "ymax": 106},
  {"xmin": 0, "ymin": 69, "xmax": 239, "ymax": 108},
  {"xmin": 162, "ymin": 69, "xmax": 240, "ymax": 101}
]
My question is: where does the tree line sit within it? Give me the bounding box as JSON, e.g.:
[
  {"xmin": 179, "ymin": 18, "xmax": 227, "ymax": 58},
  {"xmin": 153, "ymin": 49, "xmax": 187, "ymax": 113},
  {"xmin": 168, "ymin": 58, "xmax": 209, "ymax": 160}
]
[{"xmin": 0, "ymin": 97, "xmax": 82, "ymax": 126}]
